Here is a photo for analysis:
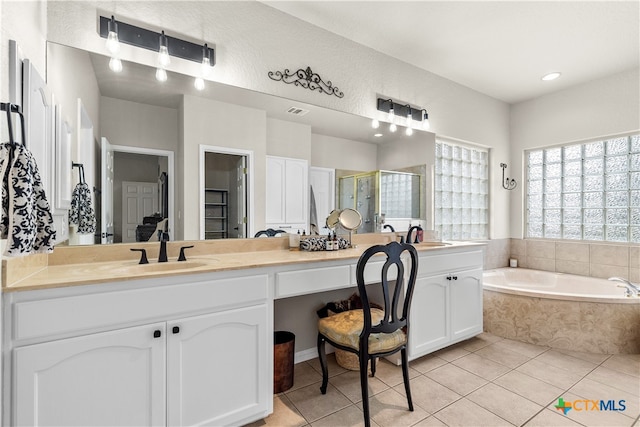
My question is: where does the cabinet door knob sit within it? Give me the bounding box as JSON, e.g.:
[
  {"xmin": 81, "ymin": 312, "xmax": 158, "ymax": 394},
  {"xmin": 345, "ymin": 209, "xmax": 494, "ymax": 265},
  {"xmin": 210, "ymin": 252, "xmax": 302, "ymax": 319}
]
[
  {"xmin": 153, "ymin": 330, "xmax": 162, "ymax": 338},
  {"xmin": 172, "ymin": 326, "xmax": 180, "ymax": 334}
]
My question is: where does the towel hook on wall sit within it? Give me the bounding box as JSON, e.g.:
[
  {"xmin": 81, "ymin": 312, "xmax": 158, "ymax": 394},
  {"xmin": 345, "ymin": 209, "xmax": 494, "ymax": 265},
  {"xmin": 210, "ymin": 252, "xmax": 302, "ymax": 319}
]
[
  {"xmin": 500, "ymin": 163, "xmax": 517, "ymax": 190},
  {"xmin": 71, "ymin": 162, "xmax": 86, "ymax": 185}
]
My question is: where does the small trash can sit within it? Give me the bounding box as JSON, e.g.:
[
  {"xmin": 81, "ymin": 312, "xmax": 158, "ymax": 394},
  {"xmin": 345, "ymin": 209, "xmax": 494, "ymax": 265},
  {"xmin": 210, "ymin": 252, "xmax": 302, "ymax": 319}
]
[{"xmin": 274, "ymin": 331, "xmax": 295, "ymax": 393}]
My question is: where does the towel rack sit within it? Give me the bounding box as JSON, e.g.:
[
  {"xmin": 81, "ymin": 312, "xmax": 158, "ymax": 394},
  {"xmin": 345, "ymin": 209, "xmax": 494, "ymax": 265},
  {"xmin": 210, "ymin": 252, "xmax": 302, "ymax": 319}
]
[
  {"xmin": 72, "ymin": 162, "xmax": 86, "ymax": 184},
  {"xmin": 0, "ymin": 102, "xmax": 26, "ymax": 147}
]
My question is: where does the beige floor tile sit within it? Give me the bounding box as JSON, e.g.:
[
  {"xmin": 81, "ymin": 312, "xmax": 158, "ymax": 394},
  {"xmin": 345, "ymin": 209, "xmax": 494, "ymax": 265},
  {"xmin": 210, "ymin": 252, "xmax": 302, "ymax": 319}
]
[
  {"xmin": 328, "ymin": 370, "xmax": 389, "ymax": 403},
  {"xmin": 396, "ymin": 375, "xmax": 462, "ymax": 414},
  {"xmin": 307, "ymin": 354, "xmax": 348, "ymax": 378},
  {"xmin": 431, "ymin": 344, "xmax": 471, "ymax": 362},
  {"xmin": 459, "ymin": 334, "xmax": 497, "ymax": 352},
  {"xmin": 286, "ymin": 383, "xmax": 352, "ymax": 423},
  {"xmin": 356, "ymin": 388, "xmax": 430, "ymax": 427},
  {"xmin": 522, "ymin": 408, "xmax": 583, "ymax": 426},
  {"xmin": 569, "ymin": 377, "xmax": 640, "ymax": 417},
  {"xmin": 451, "ymin": 353, "xmax": 511, "ymax": 381},
  {"xmin": 587, "ymin": 366, "xmax": 640, "ymax": 396},
  {"xmin": 476, "ymin": 331, "xmax": 504, "ymax": 343},
  {"xmin": 466, "ymin": 383, "xmax": 543, "ymax": 426},
  {"xmin": 370, "ymin": 358, "xmax": 420, "ymax": 388},
  {"xmin": 433, "ymin": 397, "xmax": 514, "ymax": 426},
  {"xmin": 534, "ymin": 349, "xmax": 598, "ymax": 376},
  {"xmin": 424, "ymin": 363, "xmax": 488, "ymax": 395},
  {"xmin": 494, "ymin": 338, "xmax": 549, "ymax": 358},
  {"xmin": 554, "ymin": 347, "xmax": 611, "ymax": 364},
  {"xmin": 411, "ymin": 415, "xmax": 447, "ymax": 426},
  {"xmin": 547, "ymin": 392, "xmax": 636, "ymax": 427},
  {"xmin": 474, "ymin": 343, "xmax": 531, "ymax": 368},
  {"xmin": 244, "ymin": 394, "xmax": 307, "ymax": 427},
  {"xmin": 493, "ymin": 370, "xmax": 564, "ymax": 406},
  {"xmin": 285, "ymin": 361, "xmax": 324, "ymax": 393},
  {"xmin": 516, "ymin": 359, "xmax": 583, "ymax": 389},
  {"xmin": 410, "ymin": 354, "xmax": 448, "ymax": 374},
  {"xmin": 601, "ymin": 354, "xmax": 640, "ymax": 378},
  {"xmin": 310, "ymin": 405, "xmax": 380, "ymax": 427}
]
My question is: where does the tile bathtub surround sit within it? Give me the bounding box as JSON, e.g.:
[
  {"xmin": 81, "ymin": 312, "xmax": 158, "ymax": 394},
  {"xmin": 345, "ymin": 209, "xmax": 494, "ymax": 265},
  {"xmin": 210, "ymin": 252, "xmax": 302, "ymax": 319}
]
[
  {"xmin": 483, "ymin": 238, "xmax": 510, "ymax": 270},
  {"xmin": 510, "ymin": 239, "xmax": 639, "ymax": 281},
  {"xmin": 246, "ymin": 333, "xmax": 640, "ymax": 427}
]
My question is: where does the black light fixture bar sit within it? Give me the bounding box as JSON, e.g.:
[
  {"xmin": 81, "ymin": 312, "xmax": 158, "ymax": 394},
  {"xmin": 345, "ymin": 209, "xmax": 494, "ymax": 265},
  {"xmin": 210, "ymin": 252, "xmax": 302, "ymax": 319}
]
[
  {"xmin": 377, "ymin": 98, "xmax": 423, "ymax": 121},
  {"xmin": 99, "ymin": 15, "xmax": 215, "ymax": 66}
]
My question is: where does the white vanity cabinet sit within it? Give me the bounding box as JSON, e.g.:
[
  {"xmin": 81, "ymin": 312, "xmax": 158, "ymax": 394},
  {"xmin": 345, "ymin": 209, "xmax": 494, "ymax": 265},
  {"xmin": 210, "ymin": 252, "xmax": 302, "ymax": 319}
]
[
  {"xmin": 265, "ymin": 155, "xmax": 309, "ymax": 231},
  {"xmin": 408, "ymin": 248, "xmax": 483, "ymax": 359},
  {"xmin": 6, "ymin": 273, "xmax": 272, "ymax": 427}
]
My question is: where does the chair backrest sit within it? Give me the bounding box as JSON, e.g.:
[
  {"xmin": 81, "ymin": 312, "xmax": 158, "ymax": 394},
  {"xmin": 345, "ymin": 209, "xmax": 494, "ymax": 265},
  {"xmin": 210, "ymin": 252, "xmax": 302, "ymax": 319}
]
[
  {"xmin": 355, "ymin": 241, "xmax": 418, "ymax": 338},
  {"xmin": 254, "ymin": 228, "xmax": 287, "ymax": 238}
]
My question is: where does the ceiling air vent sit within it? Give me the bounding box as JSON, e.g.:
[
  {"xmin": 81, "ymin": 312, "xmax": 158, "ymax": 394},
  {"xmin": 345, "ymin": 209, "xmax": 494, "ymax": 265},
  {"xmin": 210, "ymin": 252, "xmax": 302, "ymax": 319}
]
[{"xmin": 286, "ymin": 106, "xmax": 310, "ymax": 116}]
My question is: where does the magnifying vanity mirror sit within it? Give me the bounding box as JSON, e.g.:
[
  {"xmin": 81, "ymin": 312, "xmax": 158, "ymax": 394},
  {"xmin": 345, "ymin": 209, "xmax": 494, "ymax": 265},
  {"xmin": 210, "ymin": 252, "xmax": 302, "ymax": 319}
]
[{"xmin": 46, "ymin": 41, "xmax": 433, "ymax": 247}]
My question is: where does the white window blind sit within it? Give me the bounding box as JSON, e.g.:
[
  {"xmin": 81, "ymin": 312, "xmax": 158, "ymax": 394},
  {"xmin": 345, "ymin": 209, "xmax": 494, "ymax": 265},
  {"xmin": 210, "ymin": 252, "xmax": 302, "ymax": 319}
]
[{"xmin": 435, "ymin": 140, "xmax": 489, "ymax": 240}]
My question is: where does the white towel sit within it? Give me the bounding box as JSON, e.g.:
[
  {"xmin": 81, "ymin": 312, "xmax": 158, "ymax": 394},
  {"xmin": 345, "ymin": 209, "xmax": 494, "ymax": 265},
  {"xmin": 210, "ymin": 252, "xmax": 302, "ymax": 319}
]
[
  {"xmin": 0, "ymin": 143, "xmax": 56, "ymax": 256},
  {"xmin": 69, "ymin": 182, "xmax": 96, "ymax": 234}
]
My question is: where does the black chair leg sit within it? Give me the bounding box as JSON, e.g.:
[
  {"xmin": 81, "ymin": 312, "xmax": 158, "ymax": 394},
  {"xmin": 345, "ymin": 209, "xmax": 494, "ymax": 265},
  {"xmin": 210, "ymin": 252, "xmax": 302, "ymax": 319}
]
[
  {"xmin": 370, "ymin": 356, "xmax": 377, "ymax": 377},
  {"xmin": 359, "ymin": 353, "xmax": 371, "ymax": 427},
  {"xmin": 317, "ymin": 334, "xmax": 328, "ymax": 394},
  {"xmin": 400, "ymin": 348, "xmax": 413, "ymax": 411}
]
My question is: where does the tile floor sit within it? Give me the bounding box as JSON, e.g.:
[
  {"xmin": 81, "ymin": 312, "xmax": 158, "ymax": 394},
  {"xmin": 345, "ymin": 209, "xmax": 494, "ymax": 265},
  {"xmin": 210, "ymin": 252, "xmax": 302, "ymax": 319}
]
[{"xmin": 247, "ymin": 333, "xmax": 640, "ymax": 427}]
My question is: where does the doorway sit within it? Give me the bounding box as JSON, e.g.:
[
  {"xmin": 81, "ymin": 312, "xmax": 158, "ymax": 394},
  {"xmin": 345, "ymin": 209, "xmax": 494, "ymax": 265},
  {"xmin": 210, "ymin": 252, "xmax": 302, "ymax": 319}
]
[{"xmin": 199, "ymin": 145, "xmax": 253, "ymax": 239}]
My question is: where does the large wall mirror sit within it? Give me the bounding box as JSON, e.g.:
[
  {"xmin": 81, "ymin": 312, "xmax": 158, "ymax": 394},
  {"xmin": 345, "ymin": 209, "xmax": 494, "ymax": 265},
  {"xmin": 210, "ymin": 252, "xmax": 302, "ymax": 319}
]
[{"xmin": 47, "ymin": 41, "xmax": 435, "ymax": 246}]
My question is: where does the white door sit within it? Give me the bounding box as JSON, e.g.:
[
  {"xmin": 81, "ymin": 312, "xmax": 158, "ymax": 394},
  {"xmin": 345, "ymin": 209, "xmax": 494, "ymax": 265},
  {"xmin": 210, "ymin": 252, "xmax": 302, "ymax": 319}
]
[
  {"xmin": 310, "ymin": 167, "xmax": 335, "ymax": 234},
  {"xmin": 234, "ymin": 156, "xmax": 247, "ymax": 238},
  {"xmin": 122, "ymin": 181, "xmax": 159, "ymax": 243},
  {"xmin": 167, "ymin": 305, "xmax": 269, "ymax": 426},
  {"xmin": 409, "ymin": 274, "xmax": 450, "ymax": 359},
  {"xmin": 285, "ymin": 158, "xmax": 309, "ymax": 225},
  {"xmin": 14, "ymin": 323, "xmax": 166, "ymax": 426},
  {"xmin": 265, "ymin": 156, "xmax": 286, "ymax": 224},
  {"xmin": 101, "ymin": 137, "xmax": 114, "ymax": 244},
  {"xmin": 450, "ymin": 269, "xmax": 483, "ymax": 340}
]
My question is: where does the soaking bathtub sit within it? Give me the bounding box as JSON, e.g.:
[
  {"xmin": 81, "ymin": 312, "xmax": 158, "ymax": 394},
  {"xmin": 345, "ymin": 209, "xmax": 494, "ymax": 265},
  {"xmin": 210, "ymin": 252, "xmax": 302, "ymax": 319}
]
[{"xmin": 482, "ymin": 268, "xmax": 640, "ymax": 354}]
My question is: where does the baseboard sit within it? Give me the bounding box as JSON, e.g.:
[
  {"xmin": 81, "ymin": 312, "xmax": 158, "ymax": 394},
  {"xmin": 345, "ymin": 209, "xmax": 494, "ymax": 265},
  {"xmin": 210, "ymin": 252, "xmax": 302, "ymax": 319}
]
[{"xmin": 294, "ymin": 344, "xmax": 336, "ymax": 364}]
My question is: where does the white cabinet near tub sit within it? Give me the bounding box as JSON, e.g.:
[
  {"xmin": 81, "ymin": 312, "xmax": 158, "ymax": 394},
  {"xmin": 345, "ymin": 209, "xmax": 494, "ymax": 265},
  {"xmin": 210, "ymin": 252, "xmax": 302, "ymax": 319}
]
[
  {"xmin": 265, "ymin": 155, "xmax": 308, "ymax": 231},
  {"xmin": 7, "ymin": 273, "xmax": 272, "ymax": 427},
  {"xmin": 408, "ymin": 249, "xmax": 483, "ymax": 359}
]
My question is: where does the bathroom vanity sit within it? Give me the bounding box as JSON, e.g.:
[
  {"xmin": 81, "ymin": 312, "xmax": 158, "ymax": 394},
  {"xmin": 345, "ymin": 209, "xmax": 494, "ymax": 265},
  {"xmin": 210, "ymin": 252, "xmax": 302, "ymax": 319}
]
[{"xmin": 1, "ymin": 237, "xmax": 484, "ymax": 426}]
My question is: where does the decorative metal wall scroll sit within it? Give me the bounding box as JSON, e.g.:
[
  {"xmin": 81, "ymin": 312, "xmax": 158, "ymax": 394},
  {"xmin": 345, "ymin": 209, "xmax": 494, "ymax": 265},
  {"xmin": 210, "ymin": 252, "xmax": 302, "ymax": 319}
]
[
  {"xmin": 268, "ymin": 66, "xmax": 344, "ymax": 98},
  {"xmin": 500, "ymin": 163, "xmax": 517, "ymax": 190}
]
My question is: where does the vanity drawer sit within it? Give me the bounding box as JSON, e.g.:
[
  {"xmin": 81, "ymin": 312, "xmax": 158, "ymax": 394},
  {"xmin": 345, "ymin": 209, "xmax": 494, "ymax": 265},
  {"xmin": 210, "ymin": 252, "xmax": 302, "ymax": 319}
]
[
  {"xmin": 418, "ymin": 249, "xmax": 483, "ymax": 277},
  {"xmin": 12, "ymin": 274, "xmax": 268, "ymax": 343},
  {"xmin": 275, "ymin": 265, "xmax": 351, "ymax": 298}
]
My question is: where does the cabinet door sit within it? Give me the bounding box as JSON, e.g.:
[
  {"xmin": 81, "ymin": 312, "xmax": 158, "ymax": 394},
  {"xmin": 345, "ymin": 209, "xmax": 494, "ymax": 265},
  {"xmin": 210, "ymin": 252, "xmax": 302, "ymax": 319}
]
[
  {"xmin": 265, "ymin": 156, "xmax": 286, "ymax": 224},
  {"xmin": 450, "ymin": 268, "xmax": 483, "ymax": 341},
  {"xmin": 14, "ymin": 323, "xmax": 166, "ymax": 426},
  {"xmin": 167, "ymin": 304, "xmax": 269, "ymax": 426},
  {"xmin": 409, "ymin": 274, "xmax": 449, "ymax": 359},
  {"xmin": 284, "ymin": 158, "xmax": 309, "ymax": 225}
]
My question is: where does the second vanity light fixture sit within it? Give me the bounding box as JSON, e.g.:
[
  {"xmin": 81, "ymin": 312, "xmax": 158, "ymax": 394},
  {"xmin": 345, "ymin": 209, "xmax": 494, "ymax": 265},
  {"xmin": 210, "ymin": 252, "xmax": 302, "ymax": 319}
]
[
  {"xmin": 374, "ymin": 98, "xmax": 430, "ymax": 135},
  {"xmin": 99, "ymin": 15, "xmax": 215, "ymax": 90}
]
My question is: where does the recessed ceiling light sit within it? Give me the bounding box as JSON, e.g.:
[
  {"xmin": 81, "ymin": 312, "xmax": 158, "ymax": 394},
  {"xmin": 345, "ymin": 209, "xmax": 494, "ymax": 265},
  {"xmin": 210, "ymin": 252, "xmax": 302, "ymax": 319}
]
[
  {"xmin": 542, "ymin": 72, "xmax": 561, "ymax": 81},
  {"xmin": 374, "ymin": 133, "xmax": 383, "ymax": 137}
]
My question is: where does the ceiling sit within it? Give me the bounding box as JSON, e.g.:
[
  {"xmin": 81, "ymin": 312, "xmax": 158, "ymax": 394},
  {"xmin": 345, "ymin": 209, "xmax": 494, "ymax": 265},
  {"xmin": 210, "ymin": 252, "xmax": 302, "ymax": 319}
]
[{"xmin": 263, "ymin": 1, "xmax": 640, "ymax": 104}]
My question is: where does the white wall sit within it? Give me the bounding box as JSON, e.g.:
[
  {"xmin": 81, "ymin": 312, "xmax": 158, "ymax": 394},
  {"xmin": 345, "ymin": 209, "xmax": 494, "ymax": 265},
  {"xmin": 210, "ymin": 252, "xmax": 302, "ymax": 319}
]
[
  {"xmin": 181, "ymin": 94, "xmax": 267, "ymax": 240},
  {"xmin": 509, "ymin": 68, "xmax": 640, "ymax": 237},
  {"xmin": 311, "ymin": 134, "xmax": 377, "ymax": 171},
  {"xmin": 266, "ymin": 118, "xmax": 311, "ymax": 160}
]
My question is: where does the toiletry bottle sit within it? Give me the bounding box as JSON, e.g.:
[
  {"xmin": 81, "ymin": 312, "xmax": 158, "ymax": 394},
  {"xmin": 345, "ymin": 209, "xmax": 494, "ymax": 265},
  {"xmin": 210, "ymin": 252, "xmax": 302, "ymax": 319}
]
[
  {"xmin": 333, "ymin": 233, "xmax": 339, "ymax": 251},
  {"xmin": 325, "ymin": 233, "xmax": 333, "ymax": 251}
]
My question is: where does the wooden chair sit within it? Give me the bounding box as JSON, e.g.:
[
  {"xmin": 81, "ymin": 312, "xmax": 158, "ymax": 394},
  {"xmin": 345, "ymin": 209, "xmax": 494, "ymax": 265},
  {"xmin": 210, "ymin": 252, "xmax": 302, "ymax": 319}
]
[{"xmin": 317, "ymin": 241, "xmax": 418, "ymax": 427}]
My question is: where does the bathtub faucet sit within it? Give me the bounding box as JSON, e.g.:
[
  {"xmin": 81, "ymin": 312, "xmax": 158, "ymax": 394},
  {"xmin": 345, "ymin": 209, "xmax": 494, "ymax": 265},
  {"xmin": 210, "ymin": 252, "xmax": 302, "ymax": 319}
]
[{"xmin": 608, "ymin": 277, "xmax": 640, "ymax": 297}]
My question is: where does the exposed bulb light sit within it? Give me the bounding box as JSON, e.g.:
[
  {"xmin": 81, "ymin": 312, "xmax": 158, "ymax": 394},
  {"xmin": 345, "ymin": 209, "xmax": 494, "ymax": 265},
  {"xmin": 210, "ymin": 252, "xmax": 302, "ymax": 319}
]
[
  {"xmin": 109, "ymin": 57, "xmax": 123, "ymax": 73},
  {"xmin": 194, "ymin": 77, "xmax": 205, "ymax": 91},
  {"xmin": 389, "ymin": 123, "xmax": 397, "ymax": 133},
  {"xmin": 156, "ymin": 67, "xmax": 168, "ymax": 82},
  {"xmin": 371, "ymin": 119, "xmax": 380, "ymax": 129},
  {"xmin": 422, "ymin": 110, "xmax": 430, "ymax": 130},
  {"xmin": 405, "ymin": 105, "xmax": 413, "ymax": 136},
  {"xmin": 387, "ymin": 101, "xmax": 395, "ymax": 122},
  {"xmin": 201, "ymin": 44, "xmax": 212, "ymax": 77},
  {"xmin": 158, "ymin": 31, "xmax": 170, "ymax": 67},
  {"xmin": 405, "ymin": 127, "xmax": 413, "ymax": 136},
  {"xmin": 542, "ymin": 72, "xmax": 561, "ymax": 81},
  {"xmin": 106, "ymin": 16, "xmax": 120, "ymax": 54}
]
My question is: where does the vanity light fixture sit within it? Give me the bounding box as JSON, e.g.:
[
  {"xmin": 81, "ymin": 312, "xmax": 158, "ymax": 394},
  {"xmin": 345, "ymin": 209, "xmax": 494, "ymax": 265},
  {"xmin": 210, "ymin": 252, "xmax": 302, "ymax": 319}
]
[
  {"xmin": 376, "ymin": 98, "xmax": 428, "ymax": 135},
  {"xmin": 108, "ymin": 57, "xmax": 123, "ymax": 73},
  {"xmin": 405, "ymin": 105, "xmax": 413, "ymax": 136},
  {"xmin": 98, "ymin": 15, "xmax": 216, "ymax": 78},
  {"xmin": 421, "ymin": 109, "xmax": 430, "ymax": 130},
  {"xmin": 387, "ymin": 100, "xmax": 395, "ymax": 122},
  {"xmin": 194, "ymin": 43, "xmax": 214, "ymax": 91}
]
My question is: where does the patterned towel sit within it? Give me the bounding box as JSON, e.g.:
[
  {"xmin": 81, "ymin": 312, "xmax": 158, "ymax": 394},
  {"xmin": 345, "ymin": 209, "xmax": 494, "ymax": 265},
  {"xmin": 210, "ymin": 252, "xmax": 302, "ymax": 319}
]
[
  {"xmin": 0, "ymin": 143, "xmax": 56, "ymax": 256},
  {"xmin": 69, "ymin": 182, "xmax": 96, "ymax": 234}
]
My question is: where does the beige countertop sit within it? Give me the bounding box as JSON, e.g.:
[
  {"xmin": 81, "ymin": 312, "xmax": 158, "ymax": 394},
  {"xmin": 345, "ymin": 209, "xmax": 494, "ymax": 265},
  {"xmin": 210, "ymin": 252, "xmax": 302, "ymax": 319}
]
[{"xmin": 2, "ymin": 235, "xmax": 484, "ymax": 292}]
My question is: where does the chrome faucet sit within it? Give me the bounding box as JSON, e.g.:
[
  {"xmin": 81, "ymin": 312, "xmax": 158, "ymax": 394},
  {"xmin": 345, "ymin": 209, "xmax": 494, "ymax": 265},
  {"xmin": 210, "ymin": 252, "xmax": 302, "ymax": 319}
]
[
  {"xmin": 406, "ymin": 225, "xmax": 423, "ymax": 244},
  {"xmin": 609, "ymin": 277, "xmax": 640, "ymax": 297},
  {"xmin": 158, "ymin": 231, "xmax": 169, "ymax": 263}
]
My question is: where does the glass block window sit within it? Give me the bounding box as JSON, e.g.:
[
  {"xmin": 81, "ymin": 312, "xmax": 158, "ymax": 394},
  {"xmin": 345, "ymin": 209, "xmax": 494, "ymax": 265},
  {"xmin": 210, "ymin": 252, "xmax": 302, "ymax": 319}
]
[
  {"xmin": 526, "ymin": 134, "xmax": 640, "ymax": 242},
  {"xmin": 435, "ymin": 140, "xmax": 489, "ymax": 240}
]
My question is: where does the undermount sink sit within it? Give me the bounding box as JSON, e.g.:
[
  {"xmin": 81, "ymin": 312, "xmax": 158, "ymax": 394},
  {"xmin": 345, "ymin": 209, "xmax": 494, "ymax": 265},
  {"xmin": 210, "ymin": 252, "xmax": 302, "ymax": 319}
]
[{"xmin": 117, "ymin": 260, "xmax": 212, "ymax": 274}]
